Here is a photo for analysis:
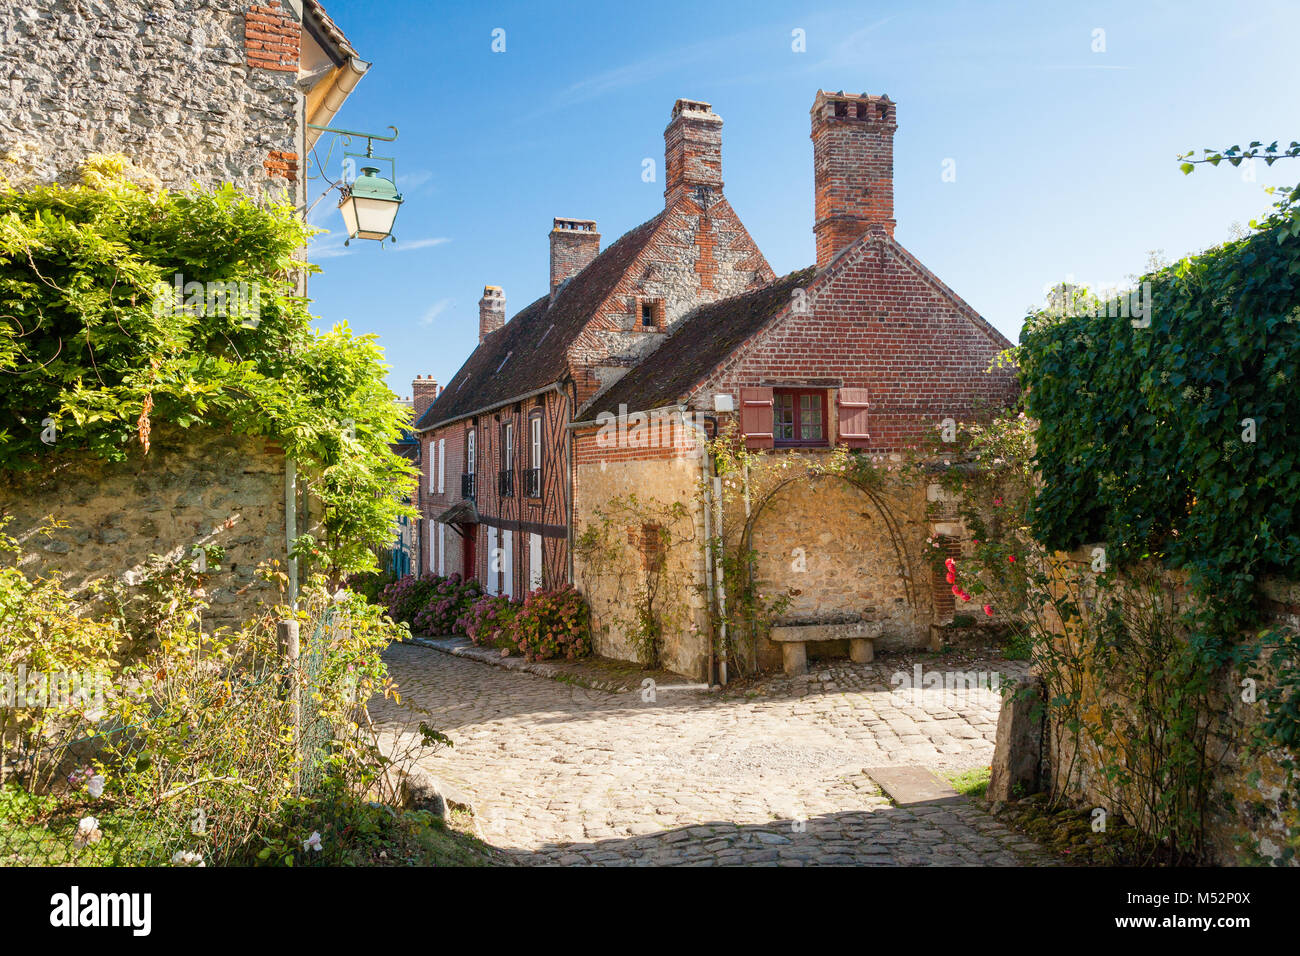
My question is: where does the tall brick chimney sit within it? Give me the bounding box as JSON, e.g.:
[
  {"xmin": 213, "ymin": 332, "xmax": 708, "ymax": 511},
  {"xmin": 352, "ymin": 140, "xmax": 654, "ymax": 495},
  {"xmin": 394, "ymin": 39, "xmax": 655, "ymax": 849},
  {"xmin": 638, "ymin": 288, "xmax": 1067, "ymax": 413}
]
[
  {"xmin": 810, "ymin": 90, "xmax": 897, "ymax": 268},
  {"xmin": 412, "ymin": 375, "xmax": 439, "ymax": 421},
  {"xmin": 664, "ymin": 99, "xmax": 723, "ymax": 207},
  {"xmin": 479, "ymin": 285, "xmax": 505, "ymax": 342},
  {"xmin": 550, "ymin": 218, "xmax": 600, "ymax": 299}
]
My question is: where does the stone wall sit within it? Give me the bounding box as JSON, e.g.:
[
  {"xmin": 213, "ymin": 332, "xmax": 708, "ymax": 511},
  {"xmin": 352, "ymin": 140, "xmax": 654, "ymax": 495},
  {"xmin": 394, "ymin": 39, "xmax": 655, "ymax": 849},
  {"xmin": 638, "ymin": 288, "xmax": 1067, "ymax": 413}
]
[
  {"xmin": 0, "ymin": 426, "xmax": 293, "ymax": 632},
  {"xmin": 1037, "ymin": 550, "xmax": 1299, "ymax": 865},
  {"xmin": 572, "ymin": 429, "xmax": 710, "ymax": 679},
  {"xmin": 743, "ymin": 455, "xmax": 933, "ymax": 670},
  {"xmin": 0, "ymin": 0, "xmax": 302, "ymax": 198}
]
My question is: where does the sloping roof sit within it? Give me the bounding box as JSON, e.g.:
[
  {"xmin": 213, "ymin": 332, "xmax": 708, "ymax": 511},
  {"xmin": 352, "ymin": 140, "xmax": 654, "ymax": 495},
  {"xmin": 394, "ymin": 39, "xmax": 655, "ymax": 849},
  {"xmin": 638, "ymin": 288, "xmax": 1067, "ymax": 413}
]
[
  {"xmin": 582, "ymin": 266, "xmax": 816, "ymax": 418},
  {"xmin": 415, "ymin": 213, "xmax": 666, "ymax": 430},
  {"xmin": 304, "ymin": 0, "xmax": 359, "ymax": 61}
]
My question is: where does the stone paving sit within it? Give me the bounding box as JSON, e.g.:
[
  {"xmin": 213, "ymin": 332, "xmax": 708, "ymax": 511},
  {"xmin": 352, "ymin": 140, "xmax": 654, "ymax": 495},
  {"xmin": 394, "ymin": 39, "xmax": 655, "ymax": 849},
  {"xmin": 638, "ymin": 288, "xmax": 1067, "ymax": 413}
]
[{"xmin": 373, "ymin": 645, "xmax": 1055, "ymax": 866}]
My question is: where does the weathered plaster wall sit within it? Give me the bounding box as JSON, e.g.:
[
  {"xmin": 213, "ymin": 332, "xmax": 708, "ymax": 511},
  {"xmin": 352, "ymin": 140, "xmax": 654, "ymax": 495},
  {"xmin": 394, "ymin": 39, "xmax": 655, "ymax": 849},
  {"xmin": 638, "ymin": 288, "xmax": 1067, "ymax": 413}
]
[
  {"xmin": 573, "ymin": 428, "xmax": 710, "ymax": 679},
  {"xmin": 0, "ymin": 427, "xmax": 291, "ymax": 632}
]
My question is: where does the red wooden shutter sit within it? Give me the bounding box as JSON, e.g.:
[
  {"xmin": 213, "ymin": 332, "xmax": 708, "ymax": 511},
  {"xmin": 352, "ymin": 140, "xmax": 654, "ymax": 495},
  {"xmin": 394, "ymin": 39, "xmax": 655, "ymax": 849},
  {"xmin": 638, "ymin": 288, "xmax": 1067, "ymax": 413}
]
[
  {"xmin": 740, "ymin": 387, "xmax": 774, "ymax": 450},
  {"xmin": 837, "ymin": 387, "xmax": 870, "ymax": 448}
]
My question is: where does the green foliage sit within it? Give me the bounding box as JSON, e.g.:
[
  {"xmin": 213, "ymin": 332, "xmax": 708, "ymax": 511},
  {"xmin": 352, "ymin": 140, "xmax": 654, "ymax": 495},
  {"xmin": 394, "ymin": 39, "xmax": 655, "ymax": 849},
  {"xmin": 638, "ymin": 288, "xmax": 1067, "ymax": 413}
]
[
  {"xmin": 509, "ymin": 585, "xmax": 592, "ymax": 662},
  {"xmin": 0, "ymin": 522, "xmax": 446, "ymax": 867},
  {"xmin": 1019, "ymin": 183, "xmax": 1300, "ymax": 642},
  {"xmin": 1178, "ymin": 141, "xmax": 1300, "ymax": 174},
  {"xmin": 459, "ymin": 595, "xmax": 520, "ymax": 650},
  {"xmin": 0, "ymin": 156, "xmax": 416, "ymax": 582}
]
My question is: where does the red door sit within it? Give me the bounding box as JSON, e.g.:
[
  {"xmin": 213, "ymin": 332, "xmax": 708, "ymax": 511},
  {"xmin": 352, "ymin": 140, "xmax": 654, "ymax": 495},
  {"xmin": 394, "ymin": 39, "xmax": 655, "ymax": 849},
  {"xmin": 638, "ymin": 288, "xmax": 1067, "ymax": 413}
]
[{"xmin": 461, "ymin": 523, "xmax": 477, "ymax": 582}]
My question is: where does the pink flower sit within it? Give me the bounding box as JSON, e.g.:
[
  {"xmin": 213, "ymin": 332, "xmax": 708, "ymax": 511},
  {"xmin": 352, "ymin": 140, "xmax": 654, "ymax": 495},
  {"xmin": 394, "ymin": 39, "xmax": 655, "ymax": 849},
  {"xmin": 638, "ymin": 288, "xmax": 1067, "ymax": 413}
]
[
  {"xmin": 993, "ymin": 496, "xmax": 1003, "ymax": 506},
  {"xmin": 983, "ymin": 604, "xmax": 994, "ymax": 616},
  {"xmin": 944, "ymin": 557, "xmax": 956, "ymax": 572},
  {"xmin": 945, "ymin": 571, "xmax": 956, "ymax": 584},
  {"xmin": 1008, "ymin": 555, "xmax": 1016, "ymax": 564}
]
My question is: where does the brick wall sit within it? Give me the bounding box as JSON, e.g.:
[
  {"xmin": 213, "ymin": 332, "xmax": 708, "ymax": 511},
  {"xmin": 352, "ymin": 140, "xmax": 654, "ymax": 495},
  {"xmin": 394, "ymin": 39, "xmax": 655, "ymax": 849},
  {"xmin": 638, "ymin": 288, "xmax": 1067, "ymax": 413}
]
[
  {"xmin": 244, "ymin": 3, "xmax": 300, "ymax": 73},
  {"xmin": 690, "ymin": 234, "xmax": 1017, "ymax": 453}
]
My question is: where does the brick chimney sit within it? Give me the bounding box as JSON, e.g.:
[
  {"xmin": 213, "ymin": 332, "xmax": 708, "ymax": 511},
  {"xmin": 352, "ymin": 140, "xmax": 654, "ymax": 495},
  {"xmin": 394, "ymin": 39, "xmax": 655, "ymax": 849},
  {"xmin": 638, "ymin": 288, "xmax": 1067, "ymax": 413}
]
[
  {"xmin": 810, "ymin": 90, "xmax": 897, "ymax": 268},
  {"xmin": 412, "ymin": 375, "xmax": 439, "ymax": 421},
  {"xmin": 479, "ymin": 285, "xmax": 505, "ymax": 342},
  {"xmin": 664, "ymin": 99, "xmax": 723, "ymax": 207},
  {"xmin": 550, "ymin": 218, "xmax": 599, "ymax": 299}
]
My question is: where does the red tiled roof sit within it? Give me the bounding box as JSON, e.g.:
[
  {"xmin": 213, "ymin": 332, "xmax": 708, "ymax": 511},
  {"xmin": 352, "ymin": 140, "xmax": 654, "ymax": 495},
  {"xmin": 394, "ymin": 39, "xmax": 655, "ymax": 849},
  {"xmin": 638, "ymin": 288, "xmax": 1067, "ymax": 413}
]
[
  {"xmin": 415, "ymin": 213, "xmax": 666, "ymax": 430},
  {"xmin": 579, "ymin": 266, "xmax": 816, "ymax": 418}
]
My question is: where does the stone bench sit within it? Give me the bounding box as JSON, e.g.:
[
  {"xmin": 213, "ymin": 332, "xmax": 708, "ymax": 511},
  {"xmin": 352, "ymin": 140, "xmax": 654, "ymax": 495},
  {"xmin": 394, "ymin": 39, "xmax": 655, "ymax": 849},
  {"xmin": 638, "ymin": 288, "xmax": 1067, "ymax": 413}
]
[{"xmin": 769, "ymin": 620, "xmax": 884, "ymax": 676}]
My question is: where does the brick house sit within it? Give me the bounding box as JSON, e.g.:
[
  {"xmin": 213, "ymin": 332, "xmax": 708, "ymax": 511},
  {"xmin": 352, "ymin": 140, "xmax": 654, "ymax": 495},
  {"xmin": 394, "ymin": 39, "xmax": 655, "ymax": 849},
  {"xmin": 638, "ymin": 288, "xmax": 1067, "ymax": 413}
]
[
  {"xmin": 416, "ymin": 90, "xmax": 1016, "ymax": 678},
  {"xmin": 412, "ymin": 100, "xmax": 772, "ymax": 596},
  {"xmin": 0, "ymin": 0, "xmax": 372, "ymax": 623}
]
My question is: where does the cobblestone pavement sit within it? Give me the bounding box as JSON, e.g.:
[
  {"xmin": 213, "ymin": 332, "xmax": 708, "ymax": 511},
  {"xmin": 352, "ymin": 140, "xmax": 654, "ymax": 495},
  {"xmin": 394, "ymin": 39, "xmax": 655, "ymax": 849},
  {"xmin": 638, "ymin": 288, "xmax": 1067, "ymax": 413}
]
[{"xmin": 373, "ymin": 645, "xmax": 1054, "ymax": 866}]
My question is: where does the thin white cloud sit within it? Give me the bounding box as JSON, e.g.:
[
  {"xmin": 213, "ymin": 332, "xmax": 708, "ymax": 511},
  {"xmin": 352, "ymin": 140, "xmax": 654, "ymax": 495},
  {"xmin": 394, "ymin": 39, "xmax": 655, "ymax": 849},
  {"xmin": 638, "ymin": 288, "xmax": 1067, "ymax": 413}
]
[
  {"xmin": 420, "ymin": 298, "xmax": 455, "ymax": 326},
  {"xmin": 400, "ymin": 169, "xmax": 434, "ymax": 192},
  {"xmin": 391, "ymin": 237, "xmax": 451, "ymax": 253}
]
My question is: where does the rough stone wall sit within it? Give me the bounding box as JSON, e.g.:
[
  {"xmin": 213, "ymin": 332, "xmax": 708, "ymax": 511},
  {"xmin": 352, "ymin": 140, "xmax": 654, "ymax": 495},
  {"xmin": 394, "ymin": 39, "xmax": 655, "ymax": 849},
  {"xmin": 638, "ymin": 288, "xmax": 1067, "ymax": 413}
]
[
  {"xmin": 571, "ymin": 195, "xmax": 773, "ymax": 404},
  {"xmin": 744, "ymin": 456, "xmax": 933, "ymax": 669},
  {"xmin": 572, "ymin": 427, "xmax": 710, "ymax": 679},
  {"xmin": 0, "ymin": 0, "xmax": 302, "ymax": 198},
  {"xmin": 0, "ymin": 427, "xmax": 292, "ymax": 633},
  {"xmin": 1042, "ymin": 551, "xmax": 1299, "ymax": 865}
]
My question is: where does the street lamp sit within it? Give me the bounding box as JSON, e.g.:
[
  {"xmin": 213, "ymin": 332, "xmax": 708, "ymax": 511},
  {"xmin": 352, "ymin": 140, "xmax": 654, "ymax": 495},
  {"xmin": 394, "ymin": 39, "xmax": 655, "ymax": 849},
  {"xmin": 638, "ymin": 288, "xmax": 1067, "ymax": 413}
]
[
  {"xmin": 338, "ymin": 165, "xmax": 402, "ymax": 242},
  {"xmin": 307, "ymin": 123, "xmax": 404, "ymax": 244}
]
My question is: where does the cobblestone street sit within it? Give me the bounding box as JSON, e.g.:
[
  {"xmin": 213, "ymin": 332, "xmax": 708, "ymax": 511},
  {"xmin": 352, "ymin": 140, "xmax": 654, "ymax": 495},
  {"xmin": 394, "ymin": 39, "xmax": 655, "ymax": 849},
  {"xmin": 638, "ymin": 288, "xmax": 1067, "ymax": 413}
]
[{"xmin": 374, "ymin": 645, "xmax": 1055, "ymax": 866}]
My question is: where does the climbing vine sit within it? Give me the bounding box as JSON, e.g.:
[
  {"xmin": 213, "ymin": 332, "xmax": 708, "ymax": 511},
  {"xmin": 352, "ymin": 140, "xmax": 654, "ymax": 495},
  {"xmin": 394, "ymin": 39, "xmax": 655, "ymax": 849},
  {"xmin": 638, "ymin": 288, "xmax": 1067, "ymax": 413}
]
[
  {"xmin": 574, "ymin": 493, "xmax": 696, "ymax": 668},
  {"xmin": 0, "ymin": 154, "xmax": 417, "ymax": 583}
]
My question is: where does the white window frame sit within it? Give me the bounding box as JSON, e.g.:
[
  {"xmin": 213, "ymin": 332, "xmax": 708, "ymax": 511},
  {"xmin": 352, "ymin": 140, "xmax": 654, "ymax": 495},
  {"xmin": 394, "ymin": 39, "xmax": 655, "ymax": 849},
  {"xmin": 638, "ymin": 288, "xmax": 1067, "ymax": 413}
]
[
  {"xmin": 531, "ymin": 415, "xmax": 542, "ymax": 470},
  {"xmin": 466, "ymin": 429, "xmax": 475, "ymax": 475},
  {"xmin": 437, "ymin": 439, "xmax": 445, "ymax": 494},
  {"xmin": 529, "ymin": 532, "xmax": 543, "ymax": 591}
]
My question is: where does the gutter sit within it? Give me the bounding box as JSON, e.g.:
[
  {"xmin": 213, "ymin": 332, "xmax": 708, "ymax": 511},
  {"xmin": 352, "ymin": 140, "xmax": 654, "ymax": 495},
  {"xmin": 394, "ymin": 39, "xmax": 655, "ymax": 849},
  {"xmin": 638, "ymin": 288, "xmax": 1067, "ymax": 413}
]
[
  {"xmin": 304, "ymin": 56, "xmax": 371, "ymax": 150},
  {"xmin": 567, "ymin": 402, "xmax": 688, "ymax": 431}
]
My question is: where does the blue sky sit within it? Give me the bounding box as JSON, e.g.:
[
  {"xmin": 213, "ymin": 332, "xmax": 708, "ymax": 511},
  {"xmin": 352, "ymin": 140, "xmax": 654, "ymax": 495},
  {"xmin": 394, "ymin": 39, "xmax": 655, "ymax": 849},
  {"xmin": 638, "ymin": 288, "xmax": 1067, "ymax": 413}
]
[{"xmin": 305, "ymin": 0, "xmax": 1300, "ymax": 397}]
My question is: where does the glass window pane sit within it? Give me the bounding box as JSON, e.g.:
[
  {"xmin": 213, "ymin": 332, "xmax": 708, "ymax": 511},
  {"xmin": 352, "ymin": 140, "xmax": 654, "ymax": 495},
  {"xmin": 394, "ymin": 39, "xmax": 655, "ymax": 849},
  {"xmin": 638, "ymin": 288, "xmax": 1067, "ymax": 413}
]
[
  {"xmin": 774, "ymin": 393, "xmax": 794, "ymax": 440},
  {"xmin": 799, "ymin": 394, "xmax": 823, "ymax": 441}
]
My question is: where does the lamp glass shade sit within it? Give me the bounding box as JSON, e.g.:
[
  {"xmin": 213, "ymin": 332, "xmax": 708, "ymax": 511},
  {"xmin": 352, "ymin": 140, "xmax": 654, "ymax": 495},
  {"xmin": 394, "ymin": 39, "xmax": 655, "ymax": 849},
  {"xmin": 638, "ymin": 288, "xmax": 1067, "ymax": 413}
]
[{"xmin": 337, "ymin": 166, "xmax": 403, "ymax": 241}]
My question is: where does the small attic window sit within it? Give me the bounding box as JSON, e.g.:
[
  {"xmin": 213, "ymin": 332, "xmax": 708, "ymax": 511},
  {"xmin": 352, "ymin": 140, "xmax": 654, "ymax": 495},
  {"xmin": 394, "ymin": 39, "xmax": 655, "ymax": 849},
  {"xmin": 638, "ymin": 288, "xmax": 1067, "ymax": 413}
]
[
  {"xmin": 636, "ymin": 297, "xmax": 665, "ymax": 331},
  {"xmin": 856, "ymin": 102, "xmax": 868, "ymax": 119}
]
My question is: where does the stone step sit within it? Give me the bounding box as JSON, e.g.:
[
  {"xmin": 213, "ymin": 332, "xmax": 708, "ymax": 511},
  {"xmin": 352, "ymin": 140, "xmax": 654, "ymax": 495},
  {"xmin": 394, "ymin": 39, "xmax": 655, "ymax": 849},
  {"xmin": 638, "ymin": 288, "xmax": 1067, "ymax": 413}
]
[{"xmin": 863, "ymin": 765, "xmax": 961, "ymax": 807}]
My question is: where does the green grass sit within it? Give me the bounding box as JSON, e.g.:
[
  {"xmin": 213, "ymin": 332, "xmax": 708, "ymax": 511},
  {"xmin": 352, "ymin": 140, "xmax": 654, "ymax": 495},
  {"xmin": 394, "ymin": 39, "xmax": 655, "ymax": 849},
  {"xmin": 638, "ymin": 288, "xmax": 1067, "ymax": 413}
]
[{"xmin": 945, "ymin": 766, "xmax": 991, "ymax": 798}]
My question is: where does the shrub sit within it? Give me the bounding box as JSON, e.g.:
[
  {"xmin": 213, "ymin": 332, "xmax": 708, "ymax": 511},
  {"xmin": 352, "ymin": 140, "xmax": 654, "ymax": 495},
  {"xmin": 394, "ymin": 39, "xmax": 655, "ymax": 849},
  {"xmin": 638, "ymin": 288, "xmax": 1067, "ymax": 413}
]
[
  {"xmin": 381, "ymin": 573, "xmax": 443, "ymax": 626},
  {"xmin": 458, "ymin": 595, "xmax": 520, "ymax": 649},
  {"xmin": 345, "ymin": 568, "xmax": 397, "ymax": 606},
  {"xmin": 510, "ymin": 585, "xmax": 592, "ymax": 662},
  {"xmin": 412, "ymin": 574, "xmax": 483, "ymax": 636}
]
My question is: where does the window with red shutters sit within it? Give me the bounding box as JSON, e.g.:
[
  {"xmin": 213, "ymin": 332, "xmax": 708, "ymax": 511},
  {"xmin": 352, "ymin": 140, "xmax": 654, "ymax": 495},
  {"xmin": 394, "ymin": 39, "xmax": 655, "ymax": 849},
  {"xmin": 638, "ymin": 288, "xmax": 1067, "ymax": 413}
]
[
  {"xmin": 836, "ymin": 387, "xmax": 871, "ymax": 448},
  {"xmin": 773, "ymin": 388, "xmax": 829, "ymax": 447},
  {"xmin": 739, "ymin": 387, "xmax": 774, "ymax": 449}
]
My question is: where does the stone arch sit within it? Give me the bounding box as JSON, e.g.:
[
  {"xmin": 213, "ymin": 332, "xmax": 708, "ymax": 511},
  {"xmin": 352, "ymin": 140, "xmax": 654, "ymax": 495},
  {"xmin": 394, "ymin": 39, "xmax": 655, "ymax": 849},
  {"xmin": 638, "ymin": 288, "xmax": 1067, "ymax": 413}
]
[{"xmin": 735, "ymin": 471, "xmax": 924, "ymax": 670}]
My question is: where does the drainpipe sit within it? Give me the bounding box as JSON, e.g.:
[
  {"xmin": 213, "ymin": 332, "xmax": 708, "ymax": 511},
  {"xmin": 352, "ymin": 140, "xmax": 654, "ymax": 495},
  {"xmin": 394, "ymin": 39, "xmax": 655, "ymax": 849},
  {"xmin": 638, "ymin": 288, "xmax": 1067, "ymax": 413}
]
[
  {"xmin": 699, "ymin": 443, "xmax": 715, "ymax": 686},
  {"xmin": 285, "ymin": 457, "xmax": 298, "ymax": 609},
  {"xmin": 713, "ymin": 473, "xmax": 728, "ymax": 686}
]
